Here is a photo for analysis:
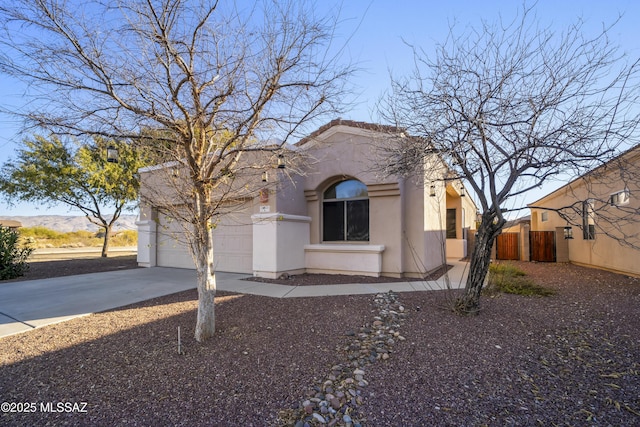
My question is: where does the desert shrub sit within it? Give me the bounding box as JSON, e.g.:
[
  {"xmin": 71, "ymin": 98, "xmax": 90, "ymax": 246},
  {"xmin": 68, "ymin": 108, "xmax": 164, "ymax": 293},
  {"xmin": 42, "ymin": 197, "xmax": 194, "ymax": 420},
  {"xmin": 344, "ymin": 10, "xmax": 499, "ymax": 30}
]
[
  {"xmin": 18, "ymin": 226, "xmax": 137, "ymax": 248},
  {"xmin": 484, "ymin": 262, "xmax": 556, "ymax": 297},
  {"xmin": 0, "ymin": 226, "xmax": 34, "ymax": 280},
  {"xmin": 111, "ymin": 230, "xmax": 138, "ymax": 246},
  {"xmin": 489, "ymin": 263, "xmax": 527, "ymax": 277},
  {"xmin": 19, "ymin": 226, "xmax": 65, "ymax": 240},
  {"xmin": 70, "ymin": 230, "xmax": 95, "ymax": 239}
]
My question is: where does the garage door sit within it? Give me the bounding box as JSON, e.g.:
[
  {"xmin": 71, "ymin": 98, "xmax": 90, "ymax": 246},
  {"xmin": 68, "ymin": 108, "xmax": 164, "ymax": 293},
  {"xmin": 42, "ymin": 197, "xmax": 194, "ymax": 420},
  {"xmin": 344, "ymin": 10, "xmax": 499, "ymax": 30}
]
[
  {"xmin": 156, "ymin": 212, "xmax": 195, "ymax": 269},
  {"xmin": 212, "ymin": 207, "xmax": 253, "ymax": 274},
  {"xmin": 156, "ymin": 205, "xmax": 253, "ymax": 273}
]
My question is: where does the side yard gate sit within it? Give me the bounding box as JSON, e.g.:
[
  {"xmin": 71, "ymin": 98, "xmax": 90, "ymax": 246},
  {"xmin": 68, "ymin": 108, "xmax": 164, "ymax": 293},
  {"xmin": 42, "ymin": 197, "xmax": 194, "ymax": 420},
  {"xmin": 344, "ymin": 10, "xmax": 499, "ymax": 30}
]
[
  {"xmin": 495, "ymin": 230, "xmax": 557, "ymax": 262},
  {"xmin": 496, "ymin": 232, "xmax": 520, "ymax": 260},
  {"xmin": 530, "ymin": 231, "xmax": 556, "ymax": 262}
]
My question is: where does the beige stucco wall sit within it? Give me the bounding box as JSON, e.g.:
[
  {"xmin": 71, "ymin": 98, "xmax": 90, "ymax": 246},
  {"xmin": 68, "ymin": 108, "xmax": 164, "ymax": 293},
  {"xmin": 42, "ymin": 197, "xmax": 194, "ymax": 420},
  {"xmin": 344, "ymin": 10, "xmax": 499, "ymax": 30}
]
[
  {"xmin": 420, "ymin": 177, "xmax": 448, "ymax": 272},
  {"xmin": 275, "ymin": 172, "xmax": 306, "ymax": 216},
  {"xmin": 252, "ymin": 213, "xmax": 310, "ymax": 278},
  {"xmin": 529, "ymin": 148, "xmax": 640, "ymax": 277}
]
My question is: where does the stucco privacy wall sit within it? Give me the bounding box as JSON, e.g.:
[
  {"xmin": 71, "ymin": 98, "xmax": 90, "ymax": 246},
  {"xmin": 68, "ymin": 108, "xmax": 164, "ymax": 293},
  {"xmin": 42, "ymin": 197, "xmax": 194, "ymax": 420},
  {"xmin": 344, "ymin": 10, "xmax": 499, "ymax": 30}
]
[
  {"xmin": 528, "ymin": 146, "xmax": 640, "ymax": 277},
  {"xmin": 252, "ymin": 213, "xmax": 310, "ymax": 278}
]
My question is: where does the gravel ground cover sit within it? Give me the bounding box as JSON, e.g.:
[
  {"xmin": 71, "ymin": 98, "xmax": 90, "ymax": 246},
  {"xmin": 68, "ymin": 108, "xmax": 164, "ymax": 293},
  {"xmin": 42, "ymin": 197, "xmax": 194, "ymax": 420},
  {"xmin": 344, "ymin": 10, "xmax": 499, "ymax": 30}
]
[
  {"xmin": 1, "ymin": 259, "xmax": 639, "ymax": 426},
  {"xmin": 247, "ymin": 265, "xmax": 453, "ymax": 286},
  {"xmin": 5, "ymin": 255, "xmax": 140, "ymax": 282}
]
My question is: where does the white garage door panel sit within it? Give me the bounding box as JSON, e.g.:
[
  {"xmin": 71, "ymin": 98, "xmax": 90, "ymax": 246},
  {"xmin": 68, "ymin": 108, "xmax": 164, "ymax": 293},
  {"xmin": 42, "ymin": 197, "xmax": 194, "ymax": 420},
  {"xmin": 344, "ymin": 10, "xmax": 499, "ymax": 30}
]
[
  {"xmin": 212, "ymin": 210, "xmax": 253, "ymax": 274},
  {"xmin": 156, "ymin": 205, "xmax": 253, "ymax": 273},
  {"xmin": 156, "ymin": 213, "xmax": 195, "ymax": 269}
]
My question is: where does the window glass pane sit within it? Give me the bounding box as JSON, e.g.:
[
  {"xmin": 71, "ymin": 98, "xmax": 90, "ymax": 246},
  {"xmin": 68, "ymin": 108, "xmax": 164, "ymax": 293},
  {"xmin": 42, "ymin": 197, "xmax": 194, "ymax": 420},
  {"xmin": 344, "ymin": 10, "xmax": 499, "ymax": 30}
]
[
  {"xmin": 610, "ymin": 189, "xmax": 630, "ymax": 206},
  {"xmin": 582, "ymin": 200, "xmax": 595, "ymax": 240},
  {"xmin": 324, "ymin": 180, "xmax": 368, "ymax": 199},
  {"xmin": 323, "ymin": 201, "xmax": 344, "ymax": 241},
  {"xmin": 446, "ymin": 209, "xmax": 456, "ymax": 239},
  {"xmin": 324, "ymin": 185, "xmax": 337, "ymax": 200},
  {"xmin": 346, "ymin": 200, "xmax": 369, "ymax": 241}
]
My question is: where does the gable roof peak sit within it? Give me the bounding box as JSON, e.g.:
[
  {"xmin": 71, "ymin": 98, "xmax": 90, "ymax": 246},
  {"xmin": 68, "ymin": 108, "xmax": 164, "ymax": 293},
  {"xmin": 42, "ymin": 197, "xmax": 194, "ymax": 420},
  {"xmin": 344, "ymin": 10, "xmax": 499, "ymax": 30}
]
[{"xmin": 296, "ymin": 119, "xmax": 403, "ymax": 146}]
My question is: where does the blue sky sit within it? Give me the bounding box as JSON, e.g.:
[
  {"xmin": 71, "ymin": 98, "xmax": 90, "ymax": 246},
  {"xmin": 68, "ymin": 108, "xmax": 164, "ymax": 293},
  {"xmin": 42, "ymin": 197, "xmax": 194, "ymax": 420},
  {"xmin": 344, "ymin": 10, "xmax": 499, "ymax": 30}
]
[{"xmin": 1, "ymin": 0, "xmax": 639, "ymax": 216}]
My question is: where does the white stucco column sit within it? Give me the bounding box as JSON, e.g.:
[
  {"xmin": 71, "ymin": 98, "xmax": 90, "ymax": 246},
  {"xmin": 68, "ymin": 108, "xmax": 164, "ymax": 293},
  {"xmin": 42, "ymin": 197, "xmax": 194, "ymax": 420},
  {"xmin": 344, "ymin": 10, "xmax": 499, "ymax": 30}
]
[
  {"xmin": 136, "ymin": 219, "xmax": 157, "ymax": 267},
  {"xmin": 251, "ymin": 213, "xmax": 311, "ymax": 278}
]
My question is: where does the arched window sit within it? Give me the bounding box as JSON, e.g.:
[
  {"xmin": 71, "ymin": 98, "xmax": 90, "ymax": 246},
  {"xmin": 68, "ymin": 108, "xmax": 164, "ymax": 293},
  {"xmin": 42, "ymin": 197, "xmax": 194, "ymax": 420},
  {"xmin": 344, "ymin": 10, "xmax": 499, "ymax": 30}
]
[{"xmin": 322, "ymin": 179, "xmax": 369, "ymax": 241}]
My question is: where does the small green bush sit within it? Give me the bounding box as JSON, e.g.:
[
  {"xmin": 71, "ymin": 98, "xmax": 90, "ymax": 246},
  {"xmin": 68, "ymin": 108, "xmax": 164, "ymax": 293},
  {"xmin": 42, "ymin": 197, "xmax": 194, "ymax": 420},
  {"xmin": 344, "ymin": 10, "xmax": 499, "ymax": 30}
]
[
  {"xmin": 0, "ymin": 226, "xmax": 34, "ymax": 280},
  {"xmin": 484, "ymin": 262, "xmax": 556, "ymax": 297},
  {"xmin": 489, "ymin": 263, "xmax": 527, "ymax": 277}
]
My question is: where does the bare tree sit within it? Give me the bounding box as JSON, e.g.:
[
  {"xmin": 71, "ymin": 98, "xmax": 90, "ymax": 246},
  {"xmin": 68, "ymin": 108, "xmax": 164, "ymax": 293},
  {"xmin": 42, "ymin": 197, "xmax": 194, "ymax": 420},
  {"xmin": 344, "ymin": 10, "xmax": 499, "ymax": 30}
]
[
  {"xmin": 0, "ymin": 0, "xmax": 352, "ymax": 341},
  {"xmin": 377, "ymin": 5, "xmax": 640, "ymax": 313}
]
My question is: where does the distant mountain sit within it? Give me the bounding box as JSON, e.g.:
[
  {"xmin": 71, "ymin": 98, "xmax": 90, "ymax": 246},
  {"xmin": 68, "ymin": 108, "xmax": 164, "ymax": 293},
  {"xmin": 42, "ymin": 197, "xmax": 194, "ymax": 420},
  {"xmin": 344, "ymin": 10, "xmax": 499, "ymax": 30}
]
[{"xmin": 0, "ymin": 214, "xmax": 138, "ymax": 232}]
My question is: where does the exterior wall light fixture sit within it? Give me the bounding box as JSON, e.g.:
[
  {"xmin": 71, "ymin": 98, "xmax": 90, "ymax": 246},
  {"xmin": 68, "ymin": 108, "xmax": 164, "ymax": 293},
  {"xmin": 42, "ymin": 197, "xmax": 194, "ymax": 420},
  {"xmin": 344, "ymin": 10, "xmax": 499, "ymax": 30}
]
[
  {"xmin": 564, "ymin": 226, "xmax": 574, "ymax": 239},
  {"xmin": 106, "ymin": 145, "xmax": 119, "ymax": 163}
]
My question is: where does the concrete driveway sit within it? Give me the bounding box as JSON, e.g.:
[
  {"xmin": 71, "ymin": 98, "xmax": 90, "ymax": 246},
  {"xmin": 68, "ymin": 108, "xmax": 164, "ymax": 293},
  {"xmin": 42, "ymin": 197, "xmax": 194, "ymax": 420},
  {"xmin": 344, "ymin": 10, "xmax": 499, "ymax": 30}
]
[
  {"xmin": 0, "ymin": 261, "xmax": 469, "ymax": 339},
  {"xmin": 0, "ymin": 268, "xmax": 203, "ymax": 338}
]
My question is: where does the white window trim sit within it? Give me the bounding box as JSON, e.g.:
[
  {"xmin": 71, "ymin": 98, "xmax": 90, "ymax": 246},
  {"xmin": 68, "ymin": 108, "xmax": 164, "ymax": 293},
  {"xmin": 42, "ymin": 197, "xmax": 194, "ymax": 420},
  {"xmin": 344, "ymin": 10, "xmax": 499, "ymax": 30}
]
[
  {"xmin": 610, "ymin": 189, "xmax": 630, "ymax": 206},
  {"xmin": 322, "ymin": 179, "xmax": 370, "ymax": 242}
]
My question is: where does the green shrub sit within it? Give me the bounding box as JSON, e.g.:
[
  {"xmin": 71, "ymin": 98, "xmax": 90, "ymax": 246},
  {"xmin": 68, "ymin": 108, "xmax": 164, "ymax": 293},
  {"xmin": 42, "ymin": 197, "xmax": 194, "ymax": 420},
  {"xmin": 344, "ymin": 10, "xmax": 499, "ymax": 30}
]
[
  {"xmin": 0, "ymin": 226, "xmax": 34, "ymax": 280},
  {"xmin": 489, "ymin": 263, "xmax": 527, "ymax": 277},
  {"xmin": 484, "ymin": 262, "xmax": 556, "ymax": 297}
]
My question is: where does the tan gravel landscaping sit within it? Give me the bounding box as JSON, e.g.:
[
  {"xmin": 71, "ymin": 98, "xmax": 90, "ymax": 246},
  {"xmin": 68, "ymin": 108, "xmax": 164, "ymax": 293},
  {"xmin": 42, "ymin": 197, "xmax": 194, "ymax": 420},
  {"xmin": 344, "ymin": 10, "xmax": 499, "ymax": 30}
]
[{"xmin": 1, "ymin": 259, "xmax": 639, "ymax": 426}]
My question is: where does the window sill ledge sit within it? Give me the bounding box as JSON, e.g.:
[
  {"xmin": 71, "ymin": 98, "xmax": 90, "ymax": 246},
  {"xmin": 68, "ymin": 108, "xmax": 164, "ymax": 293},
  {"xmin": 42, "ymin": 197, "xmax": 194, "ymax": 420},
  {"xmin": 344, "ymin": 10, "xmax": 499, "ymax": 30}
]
[{"xmin": 304, "ymin": 244, "xmax": 385, "ymax": 253}]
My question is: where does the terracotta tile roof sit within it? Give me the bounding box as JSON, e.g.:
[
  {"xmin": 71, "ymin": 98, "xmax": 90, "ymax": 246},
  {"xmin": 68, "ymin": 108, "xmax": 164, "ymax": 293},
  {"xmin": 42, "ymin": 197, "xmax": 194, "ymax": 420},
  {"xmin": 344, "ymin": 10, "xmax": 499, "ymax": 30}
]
[{"xmin": 296, "ymin": 119, "xmax": 403, "ymax": 146}]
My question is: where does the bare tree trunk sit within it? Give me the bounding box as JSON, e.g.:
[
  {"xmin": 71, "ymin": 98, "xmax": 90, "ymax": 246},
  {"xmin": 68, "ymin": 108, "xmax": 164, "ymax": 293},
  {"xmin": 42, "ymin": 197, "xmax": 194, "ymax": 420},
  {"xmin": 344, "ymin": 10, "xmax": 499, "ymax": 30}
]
[
  {"xmin": 194, "ymin": 268, "xmax": 216, "ymax": 342},
  {"xmin": 193, "ymin": 192, "xmax": 217, "ymax": 342},
  {"xmin": 455, "ymin": 220, "xmax": 500, "ymax": 314},
  {"xmin": 101, "ymin": 225, "xmax": 111, "ymax": 258}
]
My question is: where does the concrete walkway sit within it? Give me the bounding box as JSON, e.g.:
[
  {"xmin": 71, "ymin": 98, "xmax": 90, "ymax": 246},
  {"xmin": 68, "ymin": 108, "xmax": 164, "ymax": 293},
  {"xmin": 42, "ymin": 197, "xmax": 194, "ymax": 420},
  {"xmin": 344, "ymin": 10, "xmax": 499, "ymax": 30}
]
[{"xmin": 0, "ymin": 260, "xmax": 468, "ymax": 338}]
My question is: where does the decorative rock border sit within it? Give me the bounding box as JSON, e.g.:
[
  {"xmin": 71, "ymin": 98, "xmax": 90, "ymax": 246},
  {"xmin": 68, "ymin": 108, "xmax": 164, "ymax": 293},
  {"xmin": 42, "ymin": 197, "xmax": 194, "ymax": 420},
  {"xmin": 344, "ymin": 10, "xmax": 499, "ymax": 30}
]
[{"xmin": 276, "ymin": 291, "xmax": 407, "ymax": 426}]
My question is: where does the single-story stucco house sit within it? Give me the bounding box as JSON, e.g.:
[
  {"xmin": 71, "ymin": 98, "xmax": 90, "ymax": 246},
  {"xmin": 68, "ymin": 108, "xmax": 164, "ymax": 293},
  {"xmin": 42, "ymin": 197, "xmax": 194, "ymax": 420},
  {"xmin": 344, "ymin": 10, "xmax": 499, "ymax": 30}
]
[
  {"xmin": 136, "ymin": 120, "xmax": 477, "ymax": 278},
  {"xmin": 528, "ymin": 143, "xmax": 640, "ymax": 277}
]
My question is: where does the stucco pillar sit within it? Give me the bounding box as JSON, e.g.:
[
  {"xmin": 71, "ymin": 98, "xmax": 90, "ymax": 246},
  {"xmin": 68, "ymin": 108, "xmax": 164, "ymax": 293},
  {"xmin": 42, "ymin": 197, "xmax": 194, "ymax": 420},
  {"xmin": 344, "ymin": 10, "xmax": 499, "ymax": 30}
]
[
  {"xmin": 368, "ymin": 183, "xmax": 403, "ymax": 277},
  {"xmin": 555, "ymin": 226, "xmax": 569, "ymax": 263},
  {"xmin": 136, "ymin": 217, "xmax": 157, "ymax": 267},
  {"xmin": 520, "ymin": 223, "xmax": 530, "ymax": 261},
  {"xmin": 252, "ymin": 213, "xmax": 311, "ymax": 278}
]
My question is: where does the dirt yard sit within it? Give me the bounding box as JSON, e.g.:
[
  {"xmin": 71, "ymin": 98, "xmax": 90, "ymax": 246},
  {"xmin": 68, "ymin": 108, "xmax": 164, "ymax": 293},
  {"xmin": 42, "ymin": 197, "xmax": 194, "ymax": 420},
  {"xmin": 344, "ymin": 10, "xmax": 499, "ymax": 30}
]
[{"xmin": 0, "ymin": 260, "xmax": 638, "ymax": 426}]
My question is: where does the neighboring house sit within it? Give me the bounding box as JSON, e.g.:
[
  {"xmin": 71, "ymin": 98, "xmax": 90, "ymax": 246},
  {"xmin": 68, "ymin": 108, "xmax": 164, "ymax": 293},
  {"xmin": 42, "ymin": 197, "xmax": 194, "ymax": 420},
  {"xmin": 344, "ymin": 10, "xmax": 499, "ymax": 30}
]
[
  {"xmin": 0, "ymin": 220, "xmax": 22, "ymax": 229},
  {"xmin": 137, "ymin": 120, "xmax": 477, "ymax": 278},
  {"xmin": 528, "ymin": 144, "xmax": 640, "ymax": 277}
]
